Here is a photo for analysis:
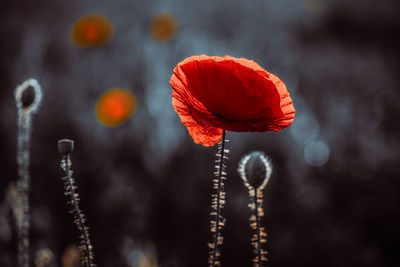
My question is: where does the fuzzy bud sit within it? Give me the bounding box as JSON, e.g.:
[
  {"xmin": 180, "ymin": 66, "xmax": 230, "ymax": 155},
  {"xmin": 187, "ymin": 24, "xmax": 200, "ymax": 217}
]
[
  {"xmin": 58, "ymin": 139, "xmax": 74, "ymax": 155},
  {"xmin": 238, "ymin": 151, "xmax": 272, "ymax": 189}
]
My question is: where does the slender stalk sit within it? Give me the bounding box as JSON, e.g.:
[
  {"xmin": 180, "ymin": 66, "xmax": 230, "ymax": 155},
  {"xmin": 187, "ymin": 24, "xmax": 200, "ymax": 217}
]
[
  {"xmin": 16, "ymin": 119, "xmax": 30, "ymax": 267},
  {"xmin": 254, "ymin": 188, "xmax": 262, "ymax": 265},
  {"xmin": 238, "ymin": 151, "xmax": 272, "ymax": 267},
  {"xmin": 208, "ymin": 131, "xmax": 228, "ymax": 267},
  {"xmin": 249, "ymin": 187, "xmax": 267, "ymax": 267},
  {"xmin": 58, "ymin": 139, "xmax": 95, "ymax": 267},
  {"xmin": 15, "ymin": 78, "xmax": 42, "ymax": 267}
]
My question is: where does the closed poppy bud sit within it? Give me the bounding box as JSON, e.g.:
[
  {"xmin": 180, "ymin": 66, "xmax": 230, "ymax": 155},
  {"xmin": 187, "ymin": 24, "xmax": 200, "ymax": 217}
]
[
  {"xmin": 58, "ymin": 139, "xmax": 74, "ymax": 155},
  {"xmin": 15, "ymin": 78, "xmax": 42, "ymax": 113},
  {"xmin": 238, "ymin": 151, "xmax": 272, "ymax": 189}
]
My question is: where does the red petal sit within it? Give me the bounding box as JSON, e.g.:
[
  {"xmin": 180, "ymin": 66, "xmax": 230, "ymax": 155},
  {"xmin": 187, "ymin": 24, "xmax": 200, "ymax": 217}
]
[{"xmin": 172, "ymin": 95, "xmax": 223, "ymax": 146}]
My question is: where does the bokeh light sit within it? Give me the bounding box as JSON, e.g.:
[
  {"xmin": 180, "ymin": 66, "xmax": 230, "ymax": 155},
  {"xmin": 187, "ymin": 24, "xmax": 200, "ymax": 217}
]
[
  {"xmin": 62, "ymin": 245, "xmax": 80, "ymax": 267},
  {"xmin": 150, "ymin": 12, "xmax": 178, "ymax": 42},
  {"xmin": 304, "ymin": 138, "xmax": 330, "ymax": 167},
  {"xmin": 127, "ymin": 249, "xmax": 157, "ymax": 267},
  {"xmin": 70, "ymin": 14, "xmax": 114, "ymax": 48},
  {"xmin": 35, "ymin": 248, "xmax": 54, "ymax": 267},
  {"xmin": 289, "ymin": 113, "xmax": 320, "ymax": 146},
  {"xmin": 95, "ymin": 89, "xmax": 136, "ymax": 127},
  {"xmin": 304, "ymin": 0, "xmax": 325, "ymax": 14}
]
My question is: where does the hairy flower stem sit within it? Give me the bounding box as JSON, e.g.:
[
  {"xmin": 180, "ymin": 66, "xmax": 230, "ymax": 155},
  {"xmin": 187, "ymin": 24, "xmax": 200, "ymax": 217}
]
[
  {"xmin": 249, "ymin": 187, "xmax": 267, "ymax": 267},
  {"xmin": 208, "ymin": 130, "xmax": 229, "ymax": 267},
  {"xmin": 16, "ymin": 117, "xmax": 30, "ymax": 267},
  {"xmin": 58, "ymin": 139, "xmax": 95, "ymax": 267},
  {"xmin": 254, "ymin": 188, "xmax": 262, "ymax": 265},
  {"xmin": 238, "ymin": 151, "xmax": 271, "ymax": 266},
  {"xmin": 15, "ymin": 79, "xmax": 42, "ymax": 267}
]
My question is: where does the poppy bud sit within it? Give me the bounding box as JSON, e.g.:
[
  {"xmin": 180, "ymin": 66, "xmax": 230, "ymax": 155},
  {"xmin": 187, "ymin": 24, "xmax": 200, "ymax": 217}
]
[
  {"xmin": 15, "ymin": 78, "xmax": 42, "ymax": 113},
  {"xmin": 58, "ymin": 139, "xmax": 74, "ymax": 155},
  {"xmin": 21, "ymin": 86, "xmax": 35, "ymax": 108},
  {"xmin": 238, "ymin": 151, "xmax": 272, "ymax": 189}
]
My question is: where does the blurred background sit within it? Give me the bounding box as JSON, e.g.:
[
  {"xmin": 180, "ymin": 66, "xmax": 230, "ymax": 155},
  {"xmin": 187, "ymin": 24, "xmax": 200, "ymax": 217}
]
[{"xmin": 1, "ymin": 0, "xmax": 400, "ymax": 266}]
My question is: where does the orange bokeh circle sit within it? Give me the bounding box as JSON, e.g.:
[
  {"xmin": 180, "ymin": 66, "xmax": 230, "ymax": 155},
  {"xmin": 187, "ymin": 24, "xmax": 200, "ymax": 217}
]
[
  {"xmin": 70, "ymin": 14, "xmax": 114, "ymax": 48},
  {"xmin": 150, "ymin": 12, "xmax": 178, "ymax": 42},
  {"xmin": 95, "ymin": 89, "xmax": 136, "ymax": 127}
]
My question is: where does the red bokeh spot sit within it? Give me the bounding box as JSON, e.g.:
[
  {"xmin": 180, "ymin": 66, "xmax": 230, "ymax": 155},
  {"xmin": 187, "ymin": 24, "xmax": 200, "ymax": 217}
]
[
  {"xmin": 95, "ymin": 89, "xmax": 136, "ymax": 127},
  {"xmin": 70, "ymin": 14, "xmax": 114, "ymax": 48},
  {"xmin": 84, "ymin": 24, "xmax": 99, "ymax": 41},
  {"xmin": 150, "ymin": 12, "xmax": 178, "ymax": 42}
]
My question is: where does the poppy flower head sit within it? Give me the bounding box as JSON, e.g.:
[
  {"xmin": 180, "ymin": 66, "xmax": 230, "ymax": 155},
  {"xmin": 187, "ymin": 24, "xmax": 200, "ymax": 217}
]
[{"xmin": 170, "ymin": 55, "xmax": 295, "ymax": 146}]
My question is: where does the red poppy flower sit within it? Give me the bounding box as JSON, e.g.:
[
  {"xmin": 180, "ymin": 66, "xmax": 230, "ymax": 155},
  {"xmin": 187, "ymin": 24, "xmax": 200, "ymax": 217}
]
[{"xmin": 170, "ymin": 55, "xmax": 295, "ymax": 146}]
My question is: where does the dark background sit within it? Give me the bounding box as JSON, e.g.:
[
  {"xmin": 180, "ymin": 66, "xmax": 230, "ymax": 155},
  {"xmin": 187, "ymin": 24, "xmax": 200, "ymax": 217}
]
[{"xmin": 1, "ymin": 0, "xmax": 400, "ymax": 266}]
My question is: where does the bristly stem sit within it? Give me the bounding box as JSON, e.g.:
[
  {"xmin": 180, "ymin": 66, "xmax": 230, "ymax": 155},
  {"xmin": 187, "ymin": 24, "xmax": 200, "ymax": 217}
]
[
  {"xmin": 249, "ymin": 187, "xmax": 267, "ymax": 267},
  {"xmin": 208, "ymin": 130, "xmax": 229, "ymax": 267},
  {"xmin": 238, "ymin": 152, "xmax": 271, "ymax": 267},
  {"xmin": 15, "ymin": 78, "xmax": 43, "ymax": 267},
  {"xmin": 58, "ymin": 139, "xmax": 95, "ymax": 267},
  {"xmin": 16, "ymin": 116, "xmax": 31, "ymax": 267},
  {"xmin": 254, "ymin": 188, "xmax": 262, "ymax": 266}
]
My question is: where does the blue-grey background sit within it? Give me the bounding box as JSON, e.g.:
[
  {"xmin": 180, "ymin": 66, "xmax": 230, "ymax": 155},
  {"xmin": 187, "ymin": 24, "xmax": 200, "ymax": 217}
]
[{"xmin": 1, "ymin": 0, "xmax": 400, "ymax": 266}]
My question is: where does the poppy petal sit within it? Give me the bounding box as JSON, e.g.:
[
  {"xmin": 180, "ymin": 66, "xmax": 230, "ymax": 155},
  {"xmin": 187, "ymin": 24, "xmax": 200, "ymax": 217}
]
[{"xmin": 171, "ymin": 74, "xmax": 223, "ymax": 146}]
